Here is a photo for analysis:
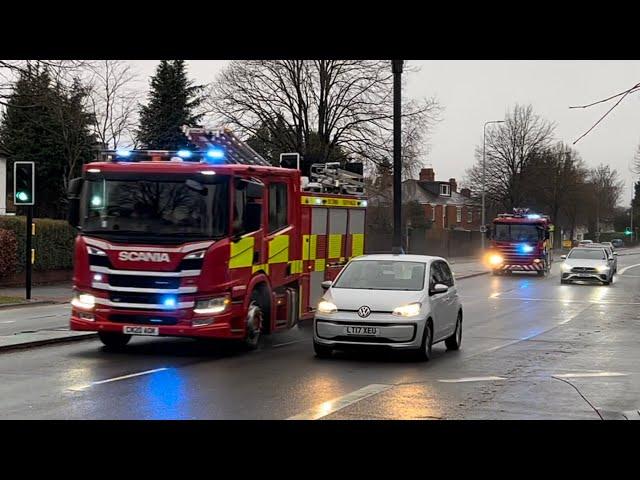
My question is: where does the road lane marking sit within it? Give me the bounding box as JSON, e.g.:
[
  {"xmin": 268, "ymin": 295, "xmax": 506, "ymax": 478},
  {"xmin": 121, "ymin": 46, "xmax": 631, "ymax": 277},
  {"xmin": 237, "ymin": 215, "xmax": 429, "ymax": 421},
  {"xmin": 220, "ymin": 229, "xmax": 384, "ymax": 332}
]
[
  {"xmin": 489, "ymin": 297, "xmax": 640, "ymax": 306},
  {"xmin": 273, "ymin": 340, "xmax": 304, "ymax": 348},
  {"xmin": 287, "ymin": 384, "xmax": 393, "ymax": 420},
  {"xmin": 0, "ymin": 321, "xmax": 16, "ymax": 324},
  {"xmin": 438, "ymin": 376, "xmax": 506, "ymax": 383},
  {"xmin": 69, "ymin": 367, "xmax": 168, "ymax": 391},
  {"xmin": 618, "ymin": 263, "xmax": 640, "ymax": 275},
  {"xmin": 552, "ymin": 372, "xmax": 627, "ymax": 379}
]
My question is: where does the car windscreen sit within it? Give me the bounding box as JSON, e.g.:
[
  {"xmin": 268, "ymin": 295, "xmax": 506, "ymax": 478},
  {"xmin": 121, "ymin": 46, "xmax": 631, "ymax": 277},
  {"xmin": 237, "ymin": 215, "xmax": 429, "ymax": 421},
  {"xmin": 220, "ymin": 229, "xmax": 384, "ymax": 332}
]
[
  {"xmin": 568, "ymin": 249, "xmax": 606, "ymax": 260},
  {"xmin": 494, "ymin": 223, "xmax": 540, "ymax": 242},
  {"xmin": 332, "ymin": 260, "xmax": 426, "ymax": 291}
]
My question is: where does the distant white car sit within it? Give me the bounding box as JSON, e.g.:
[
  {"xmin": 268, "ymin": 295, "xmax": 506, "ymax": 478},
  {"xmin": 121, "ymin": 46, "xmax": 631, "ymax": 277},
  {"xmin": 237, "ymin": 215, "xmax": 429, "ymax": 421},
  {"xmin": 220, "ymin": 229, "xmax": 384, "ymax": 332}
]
[
  {"xmin": 578, "ymin": 239, "xmax": 593, "ymax": 247},
  {"xmin": 560, "ymin": 247, "xmax": 614, "ymax": 285},
  {"xmin": 313, "ymin": 254, "xmax": 463, "ymax": 360}
]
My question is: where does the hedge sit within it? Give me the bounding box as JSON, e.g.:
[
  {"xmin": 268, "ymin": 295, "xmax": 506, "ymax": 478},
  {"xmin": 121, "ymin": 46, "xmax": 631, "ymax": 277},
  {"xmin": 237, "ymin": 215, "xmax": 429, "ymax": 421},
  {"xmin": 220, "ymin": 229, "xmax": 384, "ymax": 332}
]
[
  {"xmin": 0, "ymin": 216, "xmax": 77, "ymax": 273},
  {"xmin": 0, "ymin": 229, "xmax": 18, "ymax": 276}
]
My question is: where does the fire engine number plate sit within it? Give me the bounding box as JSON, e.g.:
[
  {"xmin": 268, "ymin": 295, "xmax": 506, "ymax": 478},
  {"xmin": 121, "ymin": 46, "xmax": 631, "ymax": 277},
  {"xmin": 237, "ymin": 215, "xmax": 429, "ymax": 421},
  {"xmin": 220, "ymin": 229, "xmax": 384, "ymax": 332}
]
[
  {"xmin": 123, "ymin": 326, "xmax": 159, "ymax": 336},
  {"xmin": 345, "ymin": 326, "xmax": 379, "ymax": 336}
]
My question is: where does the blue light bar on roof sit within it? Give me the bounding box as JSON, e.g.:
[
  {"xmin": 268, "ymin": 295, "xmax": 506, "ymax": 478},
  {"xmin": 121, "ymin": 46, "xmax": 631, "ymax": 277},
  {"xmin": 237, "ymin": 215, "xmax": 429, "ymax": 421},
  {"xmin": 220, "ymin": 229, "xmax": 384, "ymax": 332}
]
[
  {"xmin": 206, "ymin": 148, "xmax": 225, "ymax": 161},
  {"xmin": 527, "ymin": 214, "xmax": 541, "ymax": 219},
  {"xmin": 177, "ymin": 150, "xmax": 192, "ymax": 159},
  {"xmin": 116, "ymin": 149, "xmax": 132, "ymax": 158}
]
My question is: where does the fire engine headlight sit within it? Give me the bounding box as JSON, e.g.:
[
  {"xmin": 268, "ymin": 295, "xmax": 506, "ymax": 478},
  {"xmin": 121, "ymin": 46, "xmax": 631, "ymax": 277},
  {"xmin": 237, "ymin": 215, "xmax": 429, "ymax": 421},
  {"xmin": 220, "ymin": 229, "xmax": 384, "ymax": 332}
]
[
  {"xmin": 194, "ymin": 295, "xmax": 230, "ymax": 314},
  {"xmin": 71, "ymin": 293, "xmax": 95, "ymax": 310},
  {"xmin": 86, "ymin": 246, "xmax": 107, "ymax": 256},
  {"xmin": 184, "ymin": 250, "xmax": 206, "ymax": 260},
  {"xmin": 317, "ymin": 300, "xmax": 338, "ymax": 314},
  {"xmin": 488, "ymin": 254, "xmax": 504, "ymax": 266},
  {"xmin": 392, "ymin": 302, "xmax": 422, "ymax": 317}
]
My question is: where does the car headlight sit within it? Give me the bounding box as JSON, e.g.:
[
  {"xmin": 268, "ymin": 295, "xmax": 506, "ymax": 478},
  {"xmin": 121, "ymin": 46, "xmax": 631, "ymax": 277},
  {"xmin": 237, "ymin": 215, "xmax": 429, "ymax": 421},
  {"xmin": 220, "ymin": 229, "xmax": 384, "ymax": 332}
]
[
  {"xmin": 86, "ymin": 246, "xmax": 107, "ymax": 256},
  {"xmin": 561, "ymin": 263, "xmax": 571, "ymax": 272},
  {"xmin": 71, "ymin": 293, "xmax": 95, "ymax": 310},
  {"xmin": 488, "ymin": 254, "xmax": 504, "ymax": 266},
  {"xmin": 317, "ymin": 300, "xmax": 338, "ymax": 314},
  {"xmin": 194, "ymin": 295, "xmax": 230, "ymax": 314},
  {"xmin": 184, "ymin": 250, "xmax": 206, "ymax": 260},
  {"xmin": 596, "ymin": 265, "xmax": 609, "ymax": 273},
  {"xmin": 392, "ymin": 302, "xmax": 422, "ymax": 317}
]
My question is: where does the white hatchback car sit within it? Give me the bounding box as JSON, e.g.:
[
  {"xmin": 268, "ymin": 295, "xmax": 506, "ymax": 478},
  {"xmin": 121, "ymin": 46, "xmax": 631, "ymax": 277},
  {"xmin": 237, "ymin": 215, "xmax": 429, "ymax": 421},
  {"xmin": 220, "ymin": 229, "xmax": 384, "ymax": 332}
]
[{"xmin": 313, "ymin": 254, "xmax": 463, "ymax": 360}]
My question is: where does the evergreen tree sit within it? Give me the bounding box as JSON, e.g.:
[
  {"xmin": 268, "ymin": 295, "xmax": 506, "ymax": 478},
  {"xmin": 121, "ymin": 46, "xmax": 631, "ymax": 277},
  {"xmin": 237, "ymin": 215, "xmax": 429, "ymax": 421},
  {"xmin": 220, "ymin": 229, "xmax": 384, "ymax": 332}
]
[
  {"xmin": 136, "ymin": 60, "xmax": 204, "ymax": 150},
  {"xmin": 0, "ymin": 66, "xmax": 95, "ymax": 218}
]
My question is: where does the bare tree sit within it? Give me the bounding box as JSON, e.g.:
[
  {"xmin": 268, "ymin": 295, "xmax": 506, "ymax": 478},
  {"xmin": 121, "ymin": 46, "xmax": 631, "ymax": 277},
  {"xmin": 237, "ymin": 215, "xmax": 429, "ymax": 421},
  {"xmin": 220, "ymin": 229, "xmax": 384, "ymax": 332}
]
[
  {"xmin": 465, "ymin": 104, "xmax": 556, "ymax": 210},
  {"xmin": 84, "ymin": 60, "xmax": 139, "ymax": 149},
  {"xmin": 204, "ymin": 60, "xmax": 441, "ymax": 175},
  {"xmin": 0, "ymin": 60, "xmax": 89, "ymax": 107},
  {"xmin": 587, "ymin": 164, "xmax": 624, "ymax": 234}
]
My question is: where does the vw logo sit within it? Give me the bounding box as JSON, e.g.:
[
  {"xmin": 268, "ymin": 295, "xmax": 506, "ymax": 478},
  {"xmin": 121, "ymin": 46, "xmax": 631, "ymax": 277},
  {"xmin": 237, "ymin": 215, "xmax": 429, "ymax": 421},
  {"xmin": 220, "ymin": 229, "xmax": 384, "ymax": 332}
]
[{"xmin": 357, "ymin": 306, "xmax": 371, "ymax": 318}]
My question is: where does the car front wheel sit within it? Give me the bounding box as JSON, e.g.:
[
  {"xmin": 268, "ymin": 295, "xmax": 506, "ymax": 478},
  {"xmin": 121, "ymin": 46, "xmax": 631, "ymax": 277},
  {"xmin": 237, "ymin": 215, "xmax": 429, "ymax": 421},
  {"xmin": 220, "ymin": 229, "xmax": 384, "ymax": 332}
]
[
  {"xmin": 445, "ymin": 313, "xmax": 462, "ymax": 351},
  {"xmin": 415, "ymin": 321, "xmax": 433, "ymax": 361}
]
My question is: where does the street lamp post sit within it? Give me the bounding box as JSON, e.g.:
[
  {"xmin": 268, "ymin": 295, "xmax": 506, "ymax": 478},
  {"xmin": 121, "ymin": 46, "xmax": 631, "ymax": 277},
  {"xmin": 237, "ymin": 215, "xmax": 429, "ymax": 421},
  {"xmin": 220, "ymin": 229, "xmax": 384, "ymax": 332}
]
[
  {"xmin": 392, "ymin": 60, "xmax": 404, "ymax": 254},
  {"xmin": 481, "ymin": 120, "xmax": 505, "ymax": 251}
]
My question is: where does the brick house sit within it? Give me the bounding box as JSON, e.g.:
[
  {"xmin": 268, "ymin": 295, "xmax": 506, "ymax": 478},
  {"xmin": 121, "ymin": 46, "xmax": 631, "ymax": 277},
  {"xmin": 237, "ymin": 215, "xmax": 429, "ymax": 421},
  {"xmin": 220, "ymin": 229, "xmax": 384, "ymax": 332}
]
[{"xmin": 402, "ymin": 168, "xmax": 482, "ymax": 231}]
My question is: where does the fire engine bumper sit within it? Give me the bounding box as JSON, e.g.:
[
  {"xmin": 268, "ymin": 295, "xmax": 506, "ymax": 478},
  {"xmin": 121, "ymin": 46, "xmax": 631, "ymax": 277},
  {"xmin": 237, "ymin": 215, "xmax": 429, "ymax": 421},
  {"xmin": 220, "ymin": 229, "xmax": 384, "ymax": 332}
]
[
  {"xmin": 496, "ymin": 262, "xmax": 545, "ymax": 272},
  {"xmin": 69, "ymin": 305, "xmax": 244, "ymax": 340}
]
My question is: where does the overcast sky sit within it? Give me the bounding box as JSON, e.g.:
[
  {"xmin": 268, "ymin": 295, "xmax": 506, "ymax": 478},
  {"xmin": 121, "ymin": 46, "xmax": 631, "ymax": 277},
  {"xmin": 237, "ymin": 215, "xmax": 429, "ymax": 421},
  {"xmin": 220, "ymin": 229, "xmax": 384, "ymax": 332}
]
[{"xmin": 133, "ymin": 60, "xmax": 640, "ymax": 204}]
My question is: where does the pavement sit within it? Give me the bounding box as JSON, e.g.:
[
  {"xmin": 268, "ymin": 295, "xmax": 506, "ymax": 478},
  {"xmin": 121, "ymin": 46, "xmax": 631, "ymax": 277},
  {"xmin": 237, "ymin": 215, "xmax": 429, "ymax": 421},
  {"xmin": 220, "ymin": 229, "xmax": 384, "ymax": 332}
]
[{"xmin": 0, "ymin": 247, "xmax": 639, "ymax": 419}]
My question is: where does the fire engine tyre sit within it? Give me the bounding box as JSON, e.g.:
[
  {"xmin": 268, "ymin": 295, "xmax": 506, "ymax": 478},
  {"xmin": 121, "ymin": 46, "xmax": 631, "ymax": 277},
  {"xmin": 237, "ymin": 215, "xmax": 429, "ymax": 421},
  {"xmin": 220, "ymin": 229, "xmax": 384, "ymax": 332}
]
[
  {"xmin": 536, "ymin": 269, "xmax": 545, "ymax": 276},
  {"xmin": 243, "ymin": 299, "xmax": 263, "ymax": 350},
  {"xmin": 98, "ymin": 332, "xmax": 131, "ymax": 349},
  {"xmin": 313, "ymin": 340, "xmax": 333, "ymax": 358},
  {"xmin": 445, "ymin": 312, "xmax": 462, "ymax": 351},
  {"xmin": 414, "ymin": 320, "xmax": 433, "ymax": 361}
]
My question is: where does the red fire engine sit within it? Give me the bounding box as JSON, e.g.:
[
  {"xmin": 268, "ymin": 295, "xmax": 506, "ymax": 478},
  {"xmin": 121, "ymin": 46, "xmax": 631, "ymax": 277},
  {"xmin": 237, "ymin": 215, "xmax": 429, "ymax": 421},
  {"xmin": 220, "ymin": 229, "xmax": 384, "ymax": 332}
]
[
  {"xmin": 485, "ymin": 208, "xmax": 554, "ymax": 276},
  {"xmin": 67, "ymin": 128, "xmax": 366, "ymax": 349}
]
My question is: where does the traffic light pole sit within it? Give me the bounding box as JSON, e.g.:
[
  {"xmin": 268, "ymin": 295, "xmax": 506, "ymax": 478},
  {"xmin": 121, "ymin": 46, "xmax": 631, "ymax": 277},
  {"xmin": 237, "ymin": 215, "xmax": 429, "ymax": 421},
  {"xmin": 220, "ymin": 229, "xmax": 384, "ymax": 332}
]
[
  {"xmin": 25, "ymin": 206, "xmax": 32, "ymax": 300},
  {"xmin": 392, "ymin": 60, "xmax": 403, "ymax": 254}
]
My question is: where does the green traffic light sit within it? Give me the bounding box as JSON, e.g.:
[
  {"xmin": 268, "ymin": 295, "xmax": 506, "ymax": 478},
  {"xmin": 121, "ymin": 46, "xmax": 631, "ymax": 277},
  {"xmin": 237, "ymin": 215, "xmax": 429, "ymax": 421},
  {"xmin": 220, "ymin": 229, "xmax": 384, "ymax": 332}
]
[{"xmin": 16, "ymin": 191, "xmax": 29, "ymax": 202}]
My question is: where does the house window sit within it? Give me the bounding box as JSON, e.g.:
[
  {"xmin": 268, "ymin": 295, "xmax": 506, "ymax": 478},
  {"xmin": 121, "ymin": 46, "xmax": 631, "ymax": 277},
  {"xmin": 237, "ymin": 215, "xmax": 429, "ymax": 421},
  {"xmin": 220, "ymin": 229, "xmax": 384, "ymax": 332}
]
[
  {"xmin": 440, "ymin": 184, "xmax": 450, "ymax": 196},
  {"xmin": 431, "ymin": 204, "xmax": 436, "ymax": 221},
  {"xmin": 467, "ymin": 209, "xmax": 473, "ymax": 223},
  {"xmin": 456, "ymin": 207, "xmax": 462, "ymax": 223}
]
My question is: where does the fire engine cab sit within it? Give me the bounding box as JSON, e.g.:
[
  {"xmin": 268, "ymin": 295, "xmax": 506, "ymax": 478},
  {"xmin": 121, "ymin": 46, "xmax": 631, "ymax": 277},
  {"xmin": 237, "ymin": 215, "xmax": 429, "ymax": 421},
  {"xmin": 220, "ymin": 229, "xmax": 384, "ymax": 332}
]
[
  {"xmin": 67, "ymin": 128, "xmax": 366, "ymax": 349},
  {"xmin": 485, "ymin": 208, "xmax": 554, "ymax": 276}
]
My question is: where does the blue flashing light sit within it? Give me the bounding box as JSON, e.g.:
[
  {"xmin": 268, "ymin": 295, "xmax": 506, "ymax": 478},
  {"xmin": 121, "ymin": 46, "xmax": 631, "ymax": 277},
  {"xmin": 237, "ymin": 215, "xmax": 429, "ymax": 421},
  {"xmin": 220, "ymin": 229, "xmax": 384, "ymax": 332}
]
[
  {"xmin": 177, "ymin": 150, "xmax": 192, "ymax": 159},
  {"xmin": 116, "ymin": 149, "xmax": 132, "ymax": 158},
  {"xmin": 206, "ymin": 148, "xmax": 225, "ymax": 161},
  {"xmin": 526, "ymin": 214, "xmax": 541, "ymax": 219},
  {"xmin": 162, "ymin": 296, "xmax": 177, "ymax": 308},
  {"xmin": 519, "ymin": 244, "xmax": 534, "ymax": 254}
]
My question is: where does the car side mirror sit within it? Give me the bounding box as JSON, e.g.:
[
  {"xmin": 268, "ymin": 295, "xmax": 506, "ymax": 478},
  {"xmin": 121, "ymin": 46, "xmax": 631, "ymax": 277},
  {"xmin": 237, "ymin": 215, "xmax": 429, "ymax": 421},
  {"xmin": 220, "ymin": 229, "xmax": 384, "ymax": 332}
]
[
  {"xmin": 430, "ymin": 283, "xmax": 448, "ymax": 295},
  {"xmin": 560, "ymin": 255, "xmax": 567, "ymax": 260},
  {"xmin": 321, "ymin": 280, "xmax": 333, "ymax": 290}
]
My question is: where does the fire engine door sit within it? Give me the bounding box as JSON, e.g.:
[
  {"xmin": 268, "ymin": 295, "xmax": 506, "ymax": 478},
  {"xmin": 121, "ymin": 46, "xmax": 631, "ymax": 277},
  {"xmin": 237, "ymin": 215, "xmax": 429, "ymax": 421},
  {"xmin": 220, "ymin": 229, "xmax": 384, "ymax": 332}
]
[
  {"xmin": 308, "ymin": 207, "xmax": 328, "ymax": 311},
  {"xmin": 326, "ymin": 208, "xmax": 348, "ymax": 281}
]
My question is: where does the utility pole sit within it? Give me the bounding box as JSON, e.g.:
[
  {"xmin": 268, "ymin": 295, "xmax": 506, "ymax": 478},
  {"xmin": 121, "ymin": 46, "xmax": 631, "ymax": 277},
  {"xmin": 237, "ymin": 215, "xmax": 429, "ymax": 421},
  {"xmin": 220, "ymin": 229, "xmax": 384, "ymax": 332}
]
[{"xmin": 392, "ymin": 60, "xmax": 403, "ymax": 254}]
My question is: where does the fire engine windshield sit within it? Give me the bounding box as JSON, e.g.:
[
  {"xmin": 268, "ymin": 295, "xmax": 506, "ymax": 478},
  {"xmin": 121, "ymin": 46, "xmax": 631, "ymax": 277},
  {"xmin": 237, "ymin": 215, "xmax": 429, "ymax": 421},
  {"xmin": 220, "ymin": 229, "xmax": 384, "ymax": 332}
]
[
  {"xmin": 494, "ymin": 223, "xmax": 541, "ymax": 243},
  {"xmin": 81, "ymin": 176, "xmax": 229, "ymax": 239}
]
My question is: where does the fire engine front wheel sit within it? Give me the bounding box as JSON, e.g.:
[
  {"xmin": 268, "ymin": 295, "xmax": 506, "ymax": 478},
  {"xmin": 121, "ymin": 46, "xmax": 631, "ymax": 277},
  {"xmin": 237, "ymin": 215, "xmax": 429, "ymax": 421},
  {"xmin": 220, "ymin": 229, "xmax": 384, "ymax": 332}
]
[
  {"xmin": 243, "ymin": 299, "xmax": 263, "ymax": 350},
  {"xmin": 98, "ymin": 332, "xmax": 131, "ymax": 349}
]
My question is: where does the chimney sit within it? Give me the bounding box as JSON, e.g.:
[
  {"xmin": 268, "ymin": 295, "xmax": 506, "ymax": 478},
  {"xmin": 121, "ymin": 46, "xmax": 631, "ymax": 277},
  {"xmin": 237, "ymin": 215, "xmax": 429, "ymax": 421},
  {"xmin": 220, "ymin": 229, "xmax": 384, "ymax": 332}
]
[
  {"xmin": 460, "ymin": 187, "xmax": 471, "ymax": 198},
  {"xmin": 420, "ymin": 168, "xmax": 435, "ymax": 182},
  {"xmin": 449, "ymin": 178, "xmax": 457, "ymax": 193}
]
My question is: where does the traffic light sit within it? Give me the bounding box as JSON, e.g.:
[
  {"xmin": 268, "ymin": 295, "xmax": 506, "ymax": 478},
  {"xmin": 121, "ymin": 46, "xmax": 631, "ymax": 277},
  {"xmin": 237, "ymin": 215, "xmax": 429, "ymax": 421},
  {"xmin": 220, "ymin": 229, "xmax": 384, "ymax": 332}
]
[
  {"xmin": 13, "ymin": 161, "xmax": 35, "ymax": 206},
  {"xmin": 624, "ymin": 227, "xmax": 632, "ymax": 236}
]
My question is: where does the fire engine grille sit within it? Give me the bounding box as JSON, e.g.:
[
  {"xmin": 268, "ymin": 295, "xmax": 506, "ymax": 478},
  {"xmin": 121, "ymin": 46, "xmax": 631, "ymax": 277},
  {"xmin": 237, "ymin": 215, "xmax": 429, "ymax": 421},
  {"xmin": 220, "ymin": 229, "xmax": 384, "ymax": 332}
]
[
  {"xmin": 108, "ymin": 274, "xmax": 181, "ymax": 290},
  {"xmin": 495, "ymin": 245, "xmax": 537, "ymax": 263},
  {"xmin": 109, "ymin": 292, "xmax": 169, "ymax": 305},
  {"xmin": 109, "ymin": 314, "xmax": 178, "ymax": 325}
]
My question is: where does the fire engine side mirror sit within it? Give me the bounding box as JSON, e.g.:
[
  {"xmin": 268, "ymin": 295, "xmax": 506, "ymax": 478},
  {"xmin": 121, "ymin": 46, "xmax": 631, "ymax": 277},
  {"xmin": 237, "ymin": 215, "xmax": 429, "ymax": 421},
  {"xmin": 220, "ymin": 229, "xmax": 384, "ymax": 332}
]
[{"xmin": 67, "ymin": 177, "xmax": 84, "ymax": 229}]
